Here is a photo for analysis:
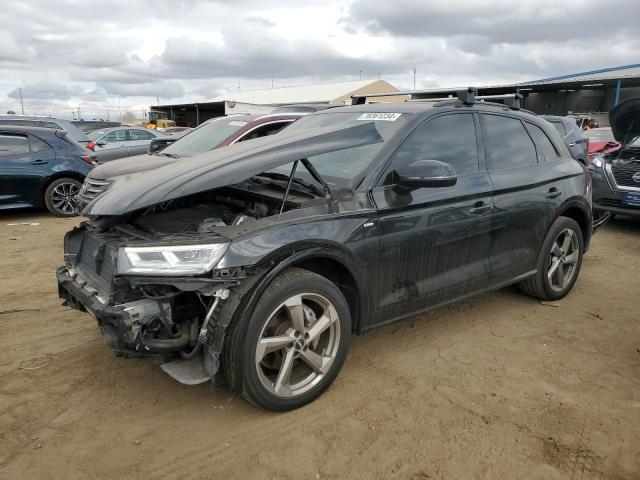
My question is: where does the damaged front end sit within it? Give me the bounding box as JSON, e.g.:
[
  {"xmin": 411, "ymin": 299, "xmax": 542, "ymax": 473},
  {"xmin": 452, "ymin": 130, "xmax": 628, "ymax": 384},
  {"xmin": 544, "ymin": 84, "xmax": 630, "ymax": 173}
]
[{"xmin": 57, "ymin": 121, "xmax": 383, "ymax": 385}]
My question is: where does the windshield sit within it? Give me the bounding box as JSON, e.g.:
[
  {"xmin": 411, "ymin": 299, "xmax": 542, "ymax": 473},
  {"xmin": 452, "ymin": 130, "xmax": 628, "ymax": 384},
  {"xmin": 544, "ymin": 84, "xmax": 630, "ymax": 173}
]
[
  {"xmin": 584, "ymin": 128, "xmax": 616, "ymax": 142},
  {"xmin": 161, "ymin": 117, "xmax": 251, "ymax": 157},
  {"xmin": 270, "ymin": 111, "xmax": 410, "ymax": 189},
  {"xmin": 88, "ymin": 130, "xmax": 107, "ymax": 140}
]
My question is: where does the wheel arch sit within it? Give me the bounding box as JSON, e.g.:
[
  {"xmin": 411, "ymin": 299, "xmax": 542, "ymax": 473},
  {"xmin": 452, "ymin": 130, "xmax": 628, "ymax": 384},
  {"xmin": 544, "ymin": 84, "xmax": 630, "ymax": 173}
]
[{"xmin": 557, "ymin": 199, "xmax": 592, "ymax": 250}]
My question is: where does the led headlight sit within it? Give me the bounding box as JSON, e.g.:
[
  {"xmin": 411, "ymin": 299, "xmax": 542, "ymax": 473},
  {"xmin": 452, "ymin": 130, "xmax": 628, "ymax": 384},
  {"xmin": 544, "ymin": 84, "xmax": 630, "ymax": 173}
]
[
  {"xmin": 591, "ymin": 155, "xmax": 605, "ymax": 168},
  {"xmin": 117, "ymin": 243, "xmax": 228, "ymax": 275}
]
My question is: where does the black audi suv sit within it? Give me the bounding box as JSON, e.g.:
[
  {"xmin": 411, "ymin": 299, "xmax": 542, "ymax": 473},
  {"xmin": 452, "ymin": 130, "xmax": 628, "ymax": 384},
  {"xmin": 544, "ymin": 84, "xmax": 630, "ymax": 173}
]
[{"xmin": 57, "ymin": 91, "xmax": 594, "ymax": 410}]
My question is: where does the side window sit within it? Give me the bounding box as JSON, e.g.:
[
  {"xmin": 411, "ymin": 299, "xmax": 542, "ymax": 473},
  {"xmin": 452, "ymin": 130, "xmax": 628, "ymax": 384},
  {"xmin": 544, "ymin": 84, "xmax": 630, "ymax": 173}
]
[
  {"xmin": 0, "ymin": 134, "xmax": 30, "ymax": 156},
  {"xmin": 526, "ymin": 123, "xmax": 559, "ymax": 162},
  {"xmin": 29, "ymin": 135, "xmax": 51, "ymax": 153},
  {"xmin": 103, "ymin": 130, "xmax": 127, "ymax": 142},
  {"xmin": 128, "ymin": 129, "xmax": 154, "ymax": 140},
  {"xmin": 482, "ymin": 114, "xmax": 537, "ymax": 170},
  {"xmin": 385, "ymin": 113, "xmax": 478, "ymax": 184},
  {"xmin": 551, "ymin": 122, "xmax": 566, "ymax": 137},
  {"xmin": 239, "ymin": 122, "xmax": 289, "ymax": 142},
  {"xmin": 40, "ymin": 121, "xmax": 62, "ymax": 129}
]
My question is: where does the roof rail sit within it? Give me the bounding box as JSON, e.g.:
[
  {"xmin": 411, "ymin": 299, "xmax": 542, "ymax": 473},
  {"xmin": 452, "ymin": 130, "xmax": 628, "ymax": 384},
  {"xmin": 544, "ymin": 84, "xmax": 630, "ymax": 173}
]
[{"xmin": 351, "ymin": 87, "xmax": 524, "ymax": 110}]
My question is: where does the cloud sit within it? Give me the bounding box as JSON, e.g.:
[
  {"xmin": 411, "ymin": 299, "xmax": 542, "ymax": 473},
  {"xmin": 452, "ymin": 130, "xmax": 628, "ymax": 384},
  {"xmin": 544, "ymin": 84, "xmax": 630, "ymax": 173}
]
[
  {"xmin": 345, "ymin": 0, "xmax": 639, "ymax": 44},
  {"xmin": 0, "ymin": 0, "xmax": 637, "ymax": 118},
  {"xmin": 8, "ymin": 81, "xmax": 83, "ymax": 100},
  {"xmin": 98, "ymin": 81, "xmax": 185, "ymax": 98}
]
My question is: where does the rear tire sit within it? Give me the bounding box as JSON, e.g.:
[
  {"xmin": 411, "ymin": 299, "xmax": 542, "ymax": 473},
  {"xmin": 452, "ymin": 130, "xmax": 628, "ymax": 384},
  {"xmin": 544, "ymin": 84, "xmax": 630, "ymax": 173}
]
[
  {"xmin": 44, "ymin": 178, "xmax": 81, "ymax": 217},
  {"xmin": 224, "ymin": 267, "xmax": 351, "ymax": 411},
  {"xmin": 519, "ymin": 216, "xmax": 584, "ymax": 301}
]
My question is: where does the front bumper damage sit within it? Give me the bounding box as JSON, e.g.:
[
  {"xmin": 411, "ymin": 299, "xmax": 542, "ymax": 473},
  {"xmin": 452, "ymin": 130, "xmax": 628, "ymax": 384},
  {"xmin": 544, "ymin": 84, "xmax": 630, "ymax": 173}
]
[{"xmin": 56, "ymin": 264, "xmax": 250, "ymax": 385}]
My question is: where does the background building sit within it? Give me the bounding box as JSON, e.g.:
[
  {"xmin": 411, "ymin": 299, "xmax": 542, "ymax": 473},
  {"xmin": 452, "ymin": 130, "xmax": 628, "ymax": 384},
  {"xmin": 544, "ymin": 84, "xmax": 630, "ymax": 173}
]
[
  {"xmin": 151, "ymin": 79, "xmax": 403, "ymax": 127},
  {"xmin": 412, "ymin": 64, "xmax": 640, "ymax": 126}
]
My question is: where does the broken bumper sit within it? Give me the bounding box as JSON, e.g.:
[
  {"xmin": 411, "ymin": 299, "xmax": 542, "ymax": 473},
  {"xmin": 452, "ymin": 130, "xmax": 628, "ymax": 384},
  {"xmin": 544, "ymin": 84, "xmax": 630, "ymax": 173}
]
[{"xmin": 56, "ymin": 266, "xmax": 185, "ymax": 358}]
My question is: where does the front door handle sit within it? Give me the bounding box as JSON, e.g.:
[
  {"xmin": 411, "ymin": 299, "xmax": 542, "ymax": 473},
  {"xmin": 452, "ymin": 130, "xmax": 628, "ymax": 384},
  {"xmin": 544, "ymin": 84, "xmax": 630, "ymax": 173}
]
[
  {"xmin": 32, "ymin": 159, "xmax": 48, "ymax": 165},
  {"xmin": 469, "ymin": 201, "xmax": 492, "ymax": 215},
  {"xmin": 546, "ymin": 187, "xmax": 561, "ymax": 199}
]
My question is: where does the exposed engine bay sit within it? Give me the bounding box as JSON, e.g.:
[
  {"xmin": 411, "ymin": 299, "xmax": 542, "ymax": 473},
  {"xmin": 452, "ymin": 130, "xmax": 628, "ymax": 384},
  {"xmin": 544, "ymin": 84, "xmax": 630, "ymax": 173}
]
[{"xmin": 58, "ymin": 177, "xmax": 330, "ymax": 384}]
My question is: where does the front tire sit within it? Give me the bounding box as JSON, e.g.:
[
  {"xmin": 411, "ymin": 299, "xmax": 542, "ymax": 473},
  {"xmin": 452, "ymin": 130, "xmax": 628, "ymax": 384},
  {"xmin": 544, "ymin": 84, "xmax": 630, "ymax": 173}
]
[
  {"xmin": 519, "ymin": 216, "xmax": 584, "ymax": 301},
  {"xmin": 44, "ymin": 178, "xmax": 81, "ymax": 217},
  {"xmin": 225, "ymin": 268, "xmax": 351, "ymax": 411}
]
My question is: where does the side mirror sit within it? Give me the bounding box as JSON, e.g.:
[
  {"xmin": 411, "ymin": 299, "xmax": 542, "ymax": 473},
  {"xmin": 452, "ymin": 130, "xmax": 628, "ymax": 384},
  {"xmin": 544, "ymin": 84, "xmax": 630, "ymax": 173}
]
[
  {"xmin": 396, "ymin": 160, "xmax": 457, "ymax": 191},
  {"xmin": 96, "ymin": 141, "xmax": 106, "ymax": 147}
]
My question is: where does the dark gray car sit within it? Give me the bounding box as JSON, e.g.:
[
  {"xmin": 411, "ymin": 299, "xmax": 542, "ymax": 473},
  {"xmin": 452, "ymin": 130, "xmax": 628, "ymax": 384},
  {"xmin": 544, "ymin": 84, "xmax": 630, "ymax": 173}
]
[
  {"xmin": 542, "ymin": 115, "xmax": 589, "ymax": 165},
  {"xmin": 88, "ymin": 127, "xmax": 167, "ymax": 162},
  {"xmin": 0, "ymin": 115, "xmax": 90, "ymax": 148}
]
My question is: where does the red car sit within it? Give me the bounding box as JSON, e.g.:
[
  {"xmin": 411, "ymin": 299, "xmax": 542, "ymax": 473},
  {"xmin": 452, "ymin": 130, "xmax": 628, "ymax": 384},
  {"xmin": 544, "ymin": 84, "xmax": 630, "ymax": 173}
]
[
  {"xmin": 77, "ymin": 113, "xmax": 301, "ymax": 206},
  {"xmin": 584, "ymin": 127, "xmax": 622, "ymax": 157}
]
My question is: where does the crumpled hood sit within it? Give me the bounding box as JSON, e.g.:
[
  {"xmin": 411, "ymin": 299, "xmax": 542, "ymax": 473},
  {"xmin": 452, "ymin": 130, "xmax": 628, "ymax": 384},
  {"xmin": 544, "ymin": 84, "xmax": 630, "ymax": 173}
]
[
  {"xmin": 86, "ymin": 121, "xmax": 383, "ymax": 216},
  {"xmin": 90, "ymin": 154, "xmax": 177, "ymax": 180},
  {"xmin": 609, "ymin": 97, "xmax": 640, "ymax": 143}
]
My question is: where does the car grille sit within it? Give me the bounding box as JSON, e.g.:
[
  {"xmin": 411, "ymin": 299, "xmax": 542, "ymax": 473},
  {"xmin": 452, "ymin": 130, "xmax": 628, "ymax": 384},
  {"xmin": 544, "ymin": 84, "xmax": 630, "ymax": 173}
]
[
  {"xmin": 78, "ymin": 177, "xmax": 111, "ymax": 205},
  {"xmin": 598, "ymin": 198, "xmax": 640, "ymax": 210},
  {"xmin": 77, "ymin": 231, "xmax": 117, "ymax": 295},
  {"xmin": 610, "ymin": 164, "xmax": 640, "ymax": 188}
]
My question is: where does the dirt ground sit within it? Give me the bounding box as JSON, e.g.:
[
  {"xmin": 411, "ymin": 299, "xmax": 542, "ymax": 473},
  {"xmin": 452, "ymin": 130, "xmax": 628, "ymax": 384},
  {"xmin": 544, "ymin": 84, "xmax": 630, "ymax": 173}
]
[{"xmin": 0, "ymin": 210, "xmax": 639, "ymax": 480}]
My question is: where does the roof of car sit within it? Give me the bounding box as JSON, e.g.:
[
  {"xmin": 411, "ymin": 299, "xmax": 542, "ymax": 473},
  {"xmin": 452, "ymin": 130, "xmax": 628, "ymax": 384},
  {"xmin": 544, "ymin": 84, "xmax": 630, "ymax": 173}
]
[
  {"xmin": 323, "ymin": 101, "xmax": 538, "ymax": 117},
  {"xmin": 0, "ymin": 124, "xmax": 64, "ymax": 135},
  {"xmin": 0, "ymin": 114, "xmax": 71, "ymax": 122}
]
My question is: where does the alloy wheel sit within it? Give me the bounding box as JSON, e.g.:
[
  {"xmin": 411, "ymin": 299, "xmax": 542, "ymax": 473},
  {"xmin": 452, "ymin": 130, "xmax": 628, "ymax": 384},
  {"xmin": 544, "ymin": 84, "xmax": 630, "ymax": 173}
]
[
  {"xmin": 50, "ymin": 181, "xmax": 80, "ymax": 215},
  {"xmin": 255, "ymin": 293, "xmax": 341, "ymax": 398},
  {"xmin": 547, "ymin": 228, "xmax": 580, "ymax": 292}
]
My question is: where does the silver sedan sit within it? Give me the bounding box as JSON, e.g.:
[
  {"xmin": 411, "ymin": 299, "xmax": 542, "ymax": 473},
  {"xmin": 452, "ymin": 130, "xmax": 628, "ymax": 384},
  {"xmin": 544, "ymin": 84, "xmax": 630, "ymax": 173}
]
[{"xmin": 88, "ymin": 127, "xmax": 167, "ymax": 162}]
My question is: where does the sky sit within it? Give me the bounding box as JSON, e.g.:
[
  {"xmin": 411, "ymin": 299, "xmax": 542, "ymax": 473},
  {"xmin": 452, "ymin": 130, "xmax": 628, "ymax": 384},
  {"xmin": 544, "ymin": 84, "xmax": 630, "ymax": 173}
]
[{"xmin": 1, "ymin": 0, "xmax": 638, "ymax": 120}]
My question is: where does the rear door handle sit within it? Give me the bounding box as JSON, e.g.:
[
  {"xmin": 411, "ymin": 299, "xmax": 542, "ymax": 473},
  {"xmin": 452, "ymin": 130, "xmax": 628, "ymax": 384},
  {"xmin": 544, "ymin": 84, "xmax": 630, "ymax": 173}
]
[
  {"xmin": 469, "ymin": 201, "xmax": 492, "ymax": 215},
  {"xmin": 32, "ymin": 159, "xmax": 48, "ymax": 165},
  {"xmin": 546, "ymin": 187, "xmax": 561, "ymax": 199}
]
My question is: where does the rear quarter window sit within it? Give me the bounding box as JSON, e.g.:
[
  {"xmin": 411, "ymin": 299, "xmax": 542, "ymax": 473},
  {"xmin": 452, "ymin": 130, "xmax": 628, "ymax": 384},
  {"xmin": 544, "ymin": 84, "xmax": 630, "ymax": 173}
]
[
  {"xmin": 481, "ymin": 114, "xmax": 538, "ymax": 170},
  {"xmin": 526, "ymin": 123, "xmax": 560, "ymax": 162}
]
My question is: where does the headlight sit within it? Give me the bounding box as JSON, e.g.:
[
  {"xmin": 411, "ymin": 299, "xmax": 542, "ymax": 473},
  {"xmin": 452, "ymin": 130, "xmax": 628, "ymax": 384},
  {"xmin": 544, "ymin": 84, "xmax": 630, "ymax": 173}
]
[
  {"xmin": 117, "ymin": 243, "xmax": 228, "ymax": 275},
  {"xmin": 591, "ymin": 155, "xmax": 605, "ymax": 168}
]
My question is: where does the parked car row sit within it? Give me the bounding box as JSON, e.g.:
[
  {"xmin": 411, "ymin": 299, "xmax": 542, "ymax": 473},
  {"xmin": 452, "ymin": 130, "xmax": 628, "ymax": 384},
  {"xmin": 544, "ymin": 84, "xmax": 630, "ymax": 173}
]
[
  {"xmin": 77, "ymin": 113, "xmax": 301, "ymax": 207},
  {"xmin": 55, "ymin": 90, "xmax": 601, "ymax": 411}
]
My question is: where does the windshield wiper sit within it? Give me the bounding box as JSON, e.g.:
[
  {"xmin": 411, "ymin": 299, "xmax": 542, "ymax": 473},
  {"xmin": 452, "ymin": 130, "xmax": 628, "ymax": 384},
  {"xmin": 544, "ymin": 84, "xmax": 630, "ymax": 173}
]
[
  {"xmin": 157, "ymin": 152, "xmax": 181, "ymax": 159},
  {"xmin": 254, "ymin": 172, "xmax": 324, "ymax": 197}
]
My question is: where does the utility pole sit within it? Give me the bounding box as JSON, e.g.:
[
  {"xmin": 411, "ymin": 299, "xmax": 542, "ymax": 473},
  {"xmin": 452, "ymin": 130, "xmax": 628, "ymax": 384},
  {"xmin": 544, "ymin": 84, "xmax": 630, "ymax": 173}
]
[
  {"xmin": 106, "ymin": 109, "xmax": 109, "ymax": 121},
  {"xmin": 271, "ymin": 76, "xmax": 274, "ymax": 88},
  {"xmin": 412, "ymin": 67, "xmax": 416, "ymax": 91},
  {"xmin": 19, "ymin": 87, "xmax": 24, "ymax": 114},
  {"xmin": 359, "ymin": 70, "xmax": 363, "ymax": 80},
  {"xmin": 156, "ymin": 96, "xmax": 160, "ymax": 106},
  {"xmin": 77, "ymin": 105, "xmax": 81, "ymax": 120}
]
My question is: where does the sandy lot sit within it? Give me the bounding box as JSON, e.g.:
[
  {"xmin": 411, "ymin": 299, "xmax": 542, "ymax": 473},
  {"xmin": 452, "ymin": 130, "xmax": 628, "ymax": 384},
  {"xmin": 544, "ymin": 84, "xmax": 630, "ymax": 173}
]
[{"xmin": 0, "ymin": 210, "xmax": 639, "ymax": 479}]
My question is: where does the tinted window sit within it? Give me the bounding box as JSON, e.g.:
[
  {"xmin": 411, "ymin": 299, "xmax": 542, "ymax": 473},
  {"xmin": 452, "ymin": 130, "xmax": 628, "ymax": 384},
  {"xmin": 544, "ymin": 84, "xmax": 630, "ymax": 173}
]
[
  {"xmin": 128, "ymin": 129, "xmax": 154, "ymax": 140},
  {"xmin": 40, "ymin": 121, "xmax": 62, "ymax": 129},
  {"xmin": 482, "ymin": 115, "xmax": 537, "ymax": 170},
  {"xmin": 389, "ymin": 114, "xmax": 478, "ymax": 180},
  {"xmin": 238, "ymin": 122, "xmax": 290, "ymax": 142},
  {"xmin": 527, "ymin": 124, "xmax": 559, "ymax": 162},
  {"xmin": 161, "ymin": 118, "xmax": 253, "ymax": 157},
  {"xmin": 0, "ymin": 134, "xmax": 30, "ymax": 156},
  {"xmin": 29, "ymin": 135, "xmax": 51, "ymax": 153},
  {"xmin": 103, "ymin": 130, "xmax": 127, "ymax": 142},
  {"xmin": 551, "ymin": 122, "xmax": 566, "ymax": 136}
]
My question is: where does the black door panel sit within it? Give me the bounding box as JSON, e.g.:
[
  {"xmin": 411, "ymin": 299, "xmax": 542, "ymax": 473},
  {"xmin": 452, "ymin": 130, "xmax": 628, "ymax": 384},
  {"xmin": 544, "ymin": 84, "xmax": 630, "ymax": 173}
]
[{"xmin": 373, "ymin": 173, "xmax": 493, "ymax": 321}]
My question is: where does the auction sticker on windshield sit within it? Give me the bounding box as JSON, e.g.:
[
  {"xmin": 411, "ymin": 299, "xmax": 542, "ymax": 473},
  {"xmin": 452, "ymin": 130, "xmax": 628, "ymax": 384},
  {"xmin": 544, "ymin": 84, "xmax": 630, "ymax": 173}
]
[{"xmin": 356, "ymin": 113, "xmax": 402, "ymax": 121}]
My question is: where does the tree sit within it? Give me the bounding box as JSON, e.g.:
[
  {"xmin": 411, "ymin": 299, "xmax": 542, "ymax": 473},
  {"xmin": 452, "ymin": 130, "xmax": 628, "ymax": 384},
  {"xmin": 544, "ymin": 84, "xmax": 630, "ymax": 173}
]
[{"xmin": 118, "ymin": 110, "xmax": 138, "ymax": 124}]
